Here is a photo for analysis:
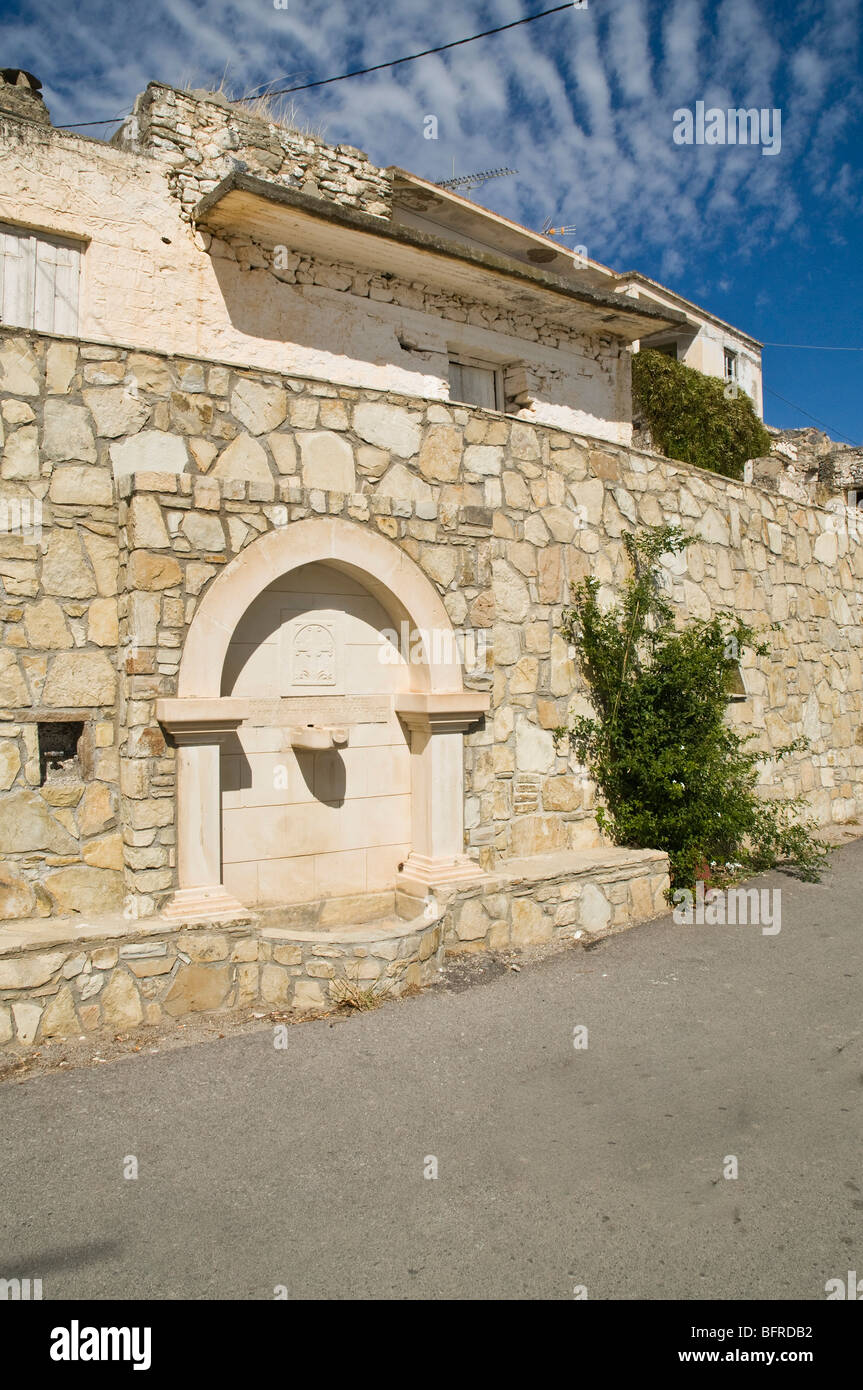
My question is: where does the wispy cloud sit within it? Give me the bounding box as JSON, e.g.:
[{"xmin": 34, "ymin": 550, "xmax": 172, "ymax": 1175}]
[{"xmin": 8, "ymin": 0, "xmax": 863, "ymax": 292}]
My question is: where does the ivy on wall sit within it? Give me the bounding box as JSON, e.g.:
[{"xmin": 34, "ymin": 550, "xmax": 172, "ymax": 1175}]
[
  {"xmin": 632, "ymin": 348, "xmax": 771, "ymax": 480},
  {"xmin": 555, "ymin": 525, "xmax": 829, "ymax": 891}
]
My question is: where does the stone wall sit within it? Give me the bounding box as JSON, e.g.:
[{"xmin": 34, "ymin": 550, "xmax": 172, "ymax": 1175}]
[
  {"xmin": 2, "ymin": 323, "xmax": 862, "ymax": 922},
  {"xmin": 0, "ymin": 847, "xmax": 669, "ymax": 1051},
  {"xmin": 113, "ymin": 82, "xmax": 392, "ymax": 221}
]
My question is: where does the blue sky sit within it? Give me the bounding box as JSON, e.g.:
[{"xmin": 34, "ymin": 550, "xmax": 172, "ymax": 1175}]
[{"xmin": 3, "ymin": 0, "xmax": 861, "ymax": 442}]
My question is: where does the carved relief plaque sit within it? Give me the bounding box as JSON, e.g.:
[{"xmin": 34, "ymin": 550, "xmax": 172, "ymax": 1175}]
[{"xmin": 291, "ymin": 622, "xmax": 336, "ymax": 687}]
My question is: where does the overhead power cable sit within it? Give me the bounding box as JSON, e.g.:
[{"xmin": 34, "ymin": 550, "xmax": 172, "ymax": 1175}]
[
  {"xmin": 764, "ymin": 386, "xmax": 858, "ymax": 446},
  {"xmin": 762, "ymin": 343, "xmax": 863, "ymax": 351},
  {"xmin": 240, "ymin": 3, "xmax": 575, "ymax": 99},
  {"xmin": 58, "ymin": 115, "xmax": 129, "ymax": 129},
  {"xmin": 58, "ymin": 4, "xmax": 577, "ymax": 128}
]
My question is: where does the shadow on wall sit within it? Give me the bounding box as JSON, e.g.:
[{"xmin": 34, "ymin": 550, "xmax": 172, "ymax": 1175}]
[
  {"xmin": 220, "ymin": 738, "xmax": 347, "ymax": 807},
  {"xmin": 207, "ymin": 244, "xmax": 445, "ymax": 381}
]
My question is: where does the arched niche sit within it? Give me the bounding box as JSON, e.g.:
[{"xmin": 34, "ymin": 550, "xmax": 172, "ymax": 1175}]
[{"xmin": 156, "ymin": 517, "xmax": 489, "ymax": 921}]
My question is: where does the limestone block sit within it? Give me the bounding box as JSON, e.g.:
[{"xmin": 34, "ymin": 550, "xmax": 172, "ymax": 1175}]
[
  {"xmin": 42, "ymin": 650, "xmax": 116, "ymax": 706},
  {"xmin": 46, "ymin": 341, "xmax": 78, "ymax": 394},
  {"xmin": 268, "ymin": 432, "xmax": 297, "ymax": 474},
  {"xmin": 82, "ymin": 532, "xmax": 119, "ymax": 597},
  {"xmin": 41, "ymin": 984, "xmax": 79, "ymax": 1038},
  {"xmin": 418, "ymin": 426, "xmax": 462, "ymax": 482},
  {"xmin": 42, "ymin": 400, "xmax": 96, "ymax": 463},
  {"xmin": 509, "ymin": 815, "xmax": 569, "ymax": 857},
  {"xmin": 0, "ymin": 951, "xmax": 66, "ymax": 989},
  {"xmin": 101, "ymin": 970, "xmax": 145, "ymax": 1028},
  {"xmin": 299, "ymin": 431, "xmax": 356, "ymax": 492},
  {"xmin": 82, "ymin": 834, "xmax": 124, "ymax": 870},
  {"xmin": 542, "ymin": 776, "xmax": 579, "ymax": 812},
  {"xmin": 510, "ymin": 423, "xmax": 541, "ymax": 460},
  {"xmin": 260, "ymin": 962, "xmax": 292, "ymax": 1006},
  {"xmin": 127, "ymin": 354, "xmax": 173, "ymax": 393},
  {"xmin": 48, "ymin": 464, "xmax": 114, "ymax": 506},
  {"xmin": 189, "ymin": 437, "xmax": 218, "ymax": 472},
  {"xmin": 356, "ymin": 445, "xmax": 388, "ymax": 478},
  {"xmin": 2, "ymin": 424, "xmax": 39, "ymax": 478},
  {"xmin": 12, "ymin": 1001, "xmax": 43, "ymax": 1045},
  {"xmin": 0, "ymin": 1005, "xmax": 12, "ymax": 1044},
  {"xmin": 78, "ymin": 783, "xmax": 115, "ymax": 837},
  {"xmin": 511, "ymin": 898, "xmax": 552, "ymax": 945},
  {"xmin": 21, "ymin": 598, "xmax": 71, "ymax": 651},
  {"xmin": 699, "ymin": 507, "xmax": 730, "ymax": 546},
  {"xmin": 272, "ymin": 945, "xmax": 302, "ymax": 965},
  {"xmin": 493, "ymin": 560, "xmax": 530, "ymax": 622},
  {"xmin": 127, "ymin": 550, "xmax": 182, "ymax": 590},
  {"xmin": 0, "ymin": 650, "xmax": 30, "ymax": 704},
  {"xmin": 44, "ymin": 865, "xmax": 123, "ymax": 913},
  {"xmin": 0, "ymin": 339, "xmax": 40, "ymax": 395},
  {"xmin": 87, "ymin": 597, "xmax": 119, "ymax": 646},
  {"xmin": 580, "ymin": 883, "xmax": 611, "ymax": 932},
  {"xmin": 42, "ymin": 529, "xmax": 96, "ymax": 598},
  {"xmin": 454, "ymin": 898, "xmax": 489, "ymax": 941},
  {"xmin": 212, "ymin": 433, "xmax": 272, "ymax": 487},
  {"xmin": 83, "ymin": 387, "xmax": 149, "ymax": 438},
  {"xmin": 127, "ymin": 495, "xmax": 170, "ymax": 549},
  {"xmin": 293, "ymin": 978, "xmax": 326, "ymax": 1010},
  {"xmin": 170, "ymin": 392, "xmax": 214, "ymax": 435},
  {"xmin": 109, "ymin": 430, "xmax": 188, "ymax": 479},
  {"xmin": 503, "ymin": 470, "xmax": 531, "ymax": 509},
  {"xmin": 0, "ymin": 740, "xmax": 21, "ymax": 792},
  {"xmin": 231, "ymin": 379, "xmax": 287, "ymax": 434},
  {"xmin": 354, "ymin": 402, "xmax": 422, "ymax": 457},
  {"xmin": 179, "ymin": 932, "xmax": 229, "ymax": 962},
  {"xmin": 464, "ymin": 445, "xmax": 503, "ymax": 477},
  {"xmin": 161, "ymin": 963, "xmax": 230, "ymax": 1016},
  {"xmin": 0, "ymin": 792, "xmax": 77, "ymax": 854},
  {"xmin": 182, "ymin": 511, "xmax": 226, "ymax": 551},
  {"xmin": 421, "ymin": 545, "xmax": 457, "ymax": 588},
  {"xmin": 377, "ymin": 462, "xmax": 433, "ymax": 505},
  {"xmin": 628, "ymin": 875, "xmax": 655, "ymax": 921}
]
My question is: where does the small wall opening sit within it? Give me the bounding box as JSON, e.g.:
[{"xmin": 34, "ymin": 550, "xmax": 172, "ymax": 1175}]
[{"xmin": 38, "ymin": 720, "xmax": 84, "ymax": 786}]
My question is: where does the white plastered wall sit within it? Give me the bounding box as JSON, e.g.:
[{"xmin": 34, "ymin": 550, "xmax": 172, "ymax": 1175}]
[{"xmin": 0, "ymin": 119, "xmax": 630, "ymax": 442}]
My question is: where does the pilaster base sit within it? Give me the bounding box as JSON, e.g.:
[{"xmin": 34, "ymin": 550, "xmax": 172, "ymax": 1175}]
[
  {"xmin": 397, "ymin": 852, "xmax": 489, "ymax": 898},
  {"xmin": 160, "ymin": 885, "xmax": 251, "ymax": 924}
]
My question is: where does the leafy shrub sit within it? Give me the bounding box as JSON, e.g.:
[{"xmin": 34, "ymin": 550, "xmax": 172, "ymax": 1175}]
[
  {"xmin": 555, "ymin": 525, "xmax": 829, "ymax": 890},
  {"xmin": 632, "ymin": 348, "xmax": 771, "ymax": 480}
]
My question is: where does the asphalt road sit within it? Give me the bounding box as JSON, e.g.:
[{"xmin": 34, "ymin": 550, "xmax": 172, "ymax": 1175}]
[{"xmin": 2, "ymin": 842, "xmax": 861, "ymax": 1301}]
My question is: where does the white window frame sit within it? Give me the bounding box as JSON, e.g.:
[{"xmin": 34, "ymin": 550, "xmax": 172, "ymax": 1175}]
[
  {"xmin": 447, "ymin": 353, "xmax": 504, "ymax": 412},
  {"xmin": 723, "ymin": 347, "xmax": 739, "ymax": 382},
  {"xmin": 0, "ymin": 222, "xmax": 82, "ymax": 335}
]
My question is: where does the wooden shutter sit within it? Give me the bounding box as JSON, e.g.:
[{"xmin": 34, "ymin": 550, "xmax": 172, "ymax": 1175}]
[
  {"xmin": 448, "ymin": 359, "xmax": 499, "ymax": 410},
  {"xmin": 0, "ymin": 224, "xmax": 80, "ymax": 333},
  {"xmin": 0, "ymin": 225, "xmax": 35, "ymax": 328}
]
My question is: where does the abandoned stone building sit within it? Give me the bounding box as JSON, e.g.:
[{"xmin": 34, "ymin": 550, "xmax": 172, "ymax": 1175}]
[{"xmin": 1, "ymin": 74, "xmax": 861, "ymax": 1049}]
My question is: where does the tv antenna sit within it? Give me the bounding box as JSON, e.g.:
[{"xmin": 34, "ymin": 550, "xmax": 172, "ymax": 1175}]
[
  {"xmin": 436, "ymin": 166, "xmax": 518, "ymax": 197},
  {"xmin": 542, "ymin": 218, "xmax": 578, "ymax": 238}
]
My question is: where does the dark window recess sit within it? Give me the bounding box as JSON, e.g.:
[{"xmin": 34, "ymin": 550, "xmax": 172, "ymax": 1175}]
[
  {"xmin": 38, "ymin": 721, "xmax": 84, "ymax": 785},
  {"xmin": 727, "ymin": 665, "xmax": 747, "ymax": 703}
]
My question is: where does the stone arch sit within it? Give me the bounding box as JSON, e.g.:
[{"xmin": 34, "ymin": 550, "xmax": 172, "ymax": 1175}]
[
  {"xmin": 178, "ymin": 517, "xmax": 463, "ymax": 697},
  {"xmin": 158, "ymin": 517, "xmax": 489, "ymax": 921}
]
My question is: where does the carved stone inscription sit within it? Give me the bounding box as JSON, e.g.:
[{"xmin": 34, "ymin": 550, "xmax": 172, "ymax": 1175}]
[{"xmin": 245, "ymin": 697, "xmax": 390, "ymax": 727}]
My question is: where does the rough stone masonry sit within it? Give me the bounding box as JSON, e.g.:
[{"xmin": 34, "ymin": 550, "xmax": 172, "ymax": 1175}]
[{"xmin": 1, "ymin": 82, "xmax": 861, "ymax": 1051}]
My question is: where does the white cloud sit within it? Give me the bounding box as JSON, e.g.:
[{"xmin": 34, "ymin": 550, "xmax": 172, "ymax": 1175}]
[{"xmin": 10, "ymin": 0, "xmax": 861, "ymax": 285}]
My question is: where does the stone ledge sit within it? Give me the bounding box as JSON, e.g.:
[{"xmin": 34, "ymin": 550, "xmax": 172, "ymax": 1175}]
[{"xmin": 501, "ymin": 846, "xmax": 668, "ymax": 886}]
